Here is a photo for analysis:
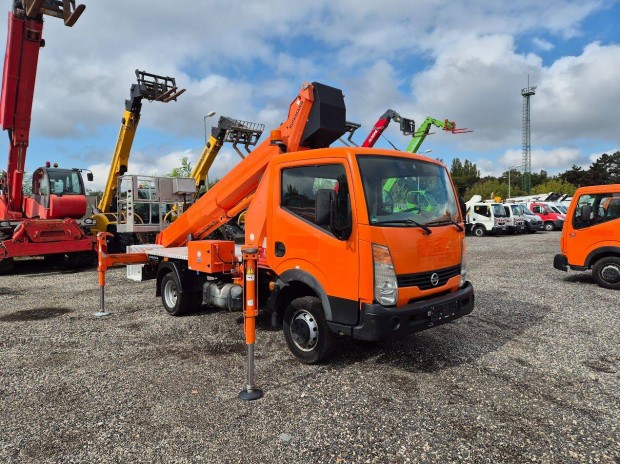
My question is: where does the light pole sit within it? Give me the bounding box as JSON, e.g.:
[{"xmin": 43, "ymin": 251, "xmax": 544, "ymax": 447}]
[
  {"xmin": 508, "ymin": 164, "xmax": 523, "ymax": 199},
  {"xmin": 203, "ymin": 111, "xmax": 216, "ymax": 145}
]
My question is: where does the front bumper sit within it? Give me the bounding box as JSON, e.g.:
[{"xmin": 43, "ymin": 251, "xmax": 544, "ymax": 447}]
[
  {"xmin": 554, "ymin": 254, "xmax": 568, "ymax": 271},
  {"xmin": 554, "ymin": 254, "xmax": 587, "ymax": 272},
  {"xmin": 526, "ymin": 221, "xmax": 544, "ymax": 231},
  {"xmin": 330, "ymin": 282, "xmax": 475, "ymax": 341}
]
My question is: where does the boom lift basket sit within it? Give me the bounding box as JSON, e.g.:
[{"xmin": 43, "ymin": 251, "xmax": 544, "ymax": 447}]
[
  {"xmin": 131, "ymin": 70, "xmax": 186, "ymax": 104},
  {"xmin": 211, "ymin": 117, "xmax": 265, "ymax": 159}
]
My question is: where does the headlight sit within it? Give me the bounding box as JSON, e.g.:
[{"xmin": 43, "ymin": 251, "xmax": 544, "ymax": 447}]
[
  {"xmin": 372, "ymin": 244, "xmax": 398, "ymax": 306},
  {"xmin": 460, "ymin": 240, "xmax": 468, "ymax": 287},
  {"xmin": 0, "ymin": 221, "xmax": 9, "ymax": 228}
]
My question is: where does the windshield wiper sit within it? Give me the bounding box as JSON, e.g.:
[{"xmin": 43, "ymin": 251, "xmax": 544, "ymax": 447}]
[
  {"xmin": 425, "ymin": 217, "xmax": 464, "ymax": 232},
  {"xmin": 374, "ymin": 219, "xmax": 432, "ymax": 235}
]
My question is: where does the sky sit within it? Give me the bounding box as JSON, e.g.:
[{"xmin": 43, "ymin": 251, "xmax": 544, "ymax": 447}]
[{"xmin": 2, "ymin": 0, "xmax": 620, "ymax": 191}]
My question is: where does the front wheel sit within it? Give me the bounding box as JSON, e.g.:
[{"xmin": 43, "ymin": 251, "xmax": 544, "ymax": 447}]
[
  {"xmin": 282, "ymin": 296, "xmax": 335, "ymax": 364},
  {"xmin": 472, "ymin": 225, "xmax": 486, "ymax": 237},
  {"xmin": 161, "ymin": 272, "xmax": 198, "ymax": 316},
  {"xmin": 592, "ymin": 257, "xmax": 620, "ymax": 290},
  {"xmin": 544, "ymin": 222, "xmax": 555, "ymax": 232}
]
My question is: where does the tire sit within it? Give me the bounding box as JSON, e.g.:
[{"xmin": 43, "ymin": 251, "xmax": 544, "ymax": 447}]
[
  {"xmin": 282, "ymin": 296, "xmax": 335, "ymax": 364},
  {"xmin": 0, "ymin": 257, "xmax": 15, "ymax": 275},
  {"xmin": 160, "ymin": 272, "xmax": 196, "ymax": 316},
  {"xmin": 472, "ymin": 225, "xmax": 486, "ymax": 237},
  {"xmin": 544, "ymin": 222, "xmax": 555, "ymax": 232},
  {"xmin": 592, "ymin": 257, "xmax": 620, "ymax": 290}
]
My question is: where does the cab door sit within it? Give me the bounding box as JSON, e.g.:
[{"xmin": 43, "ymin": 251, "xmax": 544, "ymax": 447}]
[{"xmin": 269, "ymin": 159, "xmax": 359, "ymax": 325}]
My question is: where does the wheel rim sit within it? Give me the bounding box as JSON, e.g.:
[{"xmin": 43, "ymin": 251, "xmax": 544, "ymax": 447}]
[
  {"xmin": 163, "ymin": 279, "xmax": 178, "ymax": 309},
  {"xmin": 289, "ymin": 309, "xmax": 319, "ymax": 352},
  {"xmin": 474, "ymin": 228, "xmax": 483, "ymax": 236},
  {"xmin": 545, "ymin": 223, "xmax": 554, "ymax": 231},
  {"xmin": 600, "ymin": 264, "xmax": 620, "ymax": 284}
]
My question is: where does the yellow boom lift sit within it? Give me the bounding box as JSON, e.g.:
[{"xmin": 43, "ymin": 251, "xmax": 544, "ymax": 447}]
[
  {"xmin": 191, "ymin": 116, "xmax": 264, "ymax": 191},
  {"xmin": 92, "ymin": 70, "xmax": 185, "ymax": 234}
]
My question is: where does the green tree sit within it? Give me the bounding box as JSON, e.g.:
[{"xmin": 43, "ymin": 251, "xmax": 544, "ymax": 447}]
[
  {"xmin": 584, "ymin": 152, "xmax": 620, "ymax": 185},
  {"xmin": 559, "ymin": 165, "xmax": 585, "ymax": 187},
  {"xmin": 450, "ymin": 157, "xmax": 480, "ymax": 197},
  {"xmin": 531, "ymin": 179, "xmax": 577, "ymax": 195},
  {"xmin": 168, "ymin": 157, "xmax": 193, "ymax": 178}
]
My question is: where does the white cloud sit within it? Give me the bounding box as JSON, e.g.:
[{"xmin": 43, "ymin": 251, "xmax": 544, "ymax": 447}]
[
  {"xmin": 0, "ymin": 0, "xmax": 615, "ymax": 180},
  {"xmin": 532, "ymin": 37, "xmax": 555, "ymax": 51},
  {"xmin": 477, "ymin": 147, "xmax": 584, "ymax": 177}
]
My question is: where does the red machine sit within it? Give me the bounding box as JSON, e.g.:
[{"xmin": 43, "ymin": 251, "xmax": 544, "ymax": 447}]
[
  {"xmin": 361, "ymin": 109, "xmax": 415, "ymax": 147},
  {"xmin": 0, "ymin": 1, "xmax": 93, "ymax": 273}
]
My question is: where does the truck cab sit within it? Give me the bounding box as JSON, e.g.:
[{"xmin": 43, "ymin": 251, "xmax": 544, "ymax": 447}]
[
  {"xmin": 465, "ymin": 196, "xmax": 508, "ymax": 236},
  {"xmin": 554, "ymin": 185, "xmax": 620, "ymax": 289},
  {"xmin": 23, "ymin": 166, "xmax": 91, "ymax": 220},
  {"xmin": 503, "ymin": 203, "xmax": 526, "ymax": 234},
  {"xmin": 529, "ymin": 202, "xmax": 564, "ymax": 231}
]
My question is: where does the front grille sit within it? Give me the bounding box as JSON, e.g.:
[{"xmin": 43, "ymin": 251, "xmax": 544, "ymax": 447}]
[{"xmin": 397, "ymin": 265, "xmax": 461, "ymax": 290}]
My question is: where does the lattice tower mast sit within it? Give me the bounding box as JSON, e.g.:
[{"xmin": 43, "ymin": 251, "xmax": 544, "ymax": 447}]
[{"xmin": 521, "ymin": 79, "xmax": 536, "ymax": 193}]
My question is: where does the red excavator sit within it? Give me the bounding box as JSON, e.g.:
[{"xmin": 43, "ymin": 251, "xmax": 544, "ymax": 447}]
[{"xmin": 0, "ymin": 1, "xmax": 94, "ymax": 273}]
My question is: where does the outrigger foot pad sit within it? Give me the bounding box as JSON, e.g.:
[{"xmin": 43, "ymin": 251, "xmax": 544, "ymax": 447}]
[{"xmin": 238, "ymin": 388, "xmax": 263, "ymax": 401}]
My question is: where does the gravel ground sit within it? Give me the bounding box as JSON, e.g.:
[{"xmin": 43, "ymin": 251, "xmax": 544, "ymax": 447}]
[{"xmin": 0, "ymin": 231, "xmax": 618, "ymax": 463}]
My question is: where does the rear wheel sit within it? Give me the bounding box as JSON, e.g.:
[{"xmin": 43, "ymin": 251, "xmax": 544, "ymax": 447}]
[
  {"xmin": 544, "ymin": 222, "xmax": 555, "ymax": 232},
  {"xmin": 472, "ymin": 225, "xmax": 486, "ymax": 237},
  {"xmin": 283, "ymin": 296, "xmax": 335, "ymax": 364},
  {"xmin": 161, "ymin": 272, "xmax": 197, "ymax": 316},
  {"xmin": 592, "ymin": 257, "xmax": 620, "ymax": 290}
]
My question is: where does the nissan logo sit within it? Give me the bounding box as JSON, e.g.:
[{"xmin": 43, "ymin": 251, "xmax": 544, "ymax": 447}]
[{"xmin": 430, "ymin": 273, "xmax": 439, "ymax": 286}]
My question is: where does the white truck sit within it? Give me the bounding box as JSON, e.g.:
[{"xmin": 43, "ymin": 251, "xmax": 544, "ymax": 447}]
[{"xmin": 465, "ymin": 195, "xmax": 509, "ymax": 236}]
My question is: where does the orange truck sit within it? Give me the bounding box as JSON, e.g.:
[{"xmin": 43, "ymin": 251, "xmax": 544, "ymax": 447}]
[
  {"xmin": 98, "ymin": 82, "xmax": 474, "ymax": 367},
  {"xmin": 554, "ymin": 184, "xmax": 620, "ymax": 289}
]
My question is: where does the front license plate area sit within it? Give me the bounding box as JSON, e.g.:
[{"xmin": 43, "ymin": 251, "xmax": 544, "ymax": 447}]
[{"xmin": 428, "ymin": 300, "xmax": 459, "ymax": 322}]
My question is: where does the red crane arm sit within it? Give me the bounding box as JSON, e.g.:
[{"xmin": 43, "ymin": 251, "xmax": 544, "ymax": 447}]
[{"xmin": 0, "ymin": 10, "xmax": 44, "ymax": 214}]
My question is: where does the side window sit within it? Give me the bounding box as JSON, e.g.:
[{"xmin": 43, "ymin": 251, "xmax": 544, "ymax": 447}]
[
  {"xmin": 281, "ymin": 164, "xmax": 350, "ymax": 234},
  {"xmin": 574, "ymin": 193, "xmax": 620, "ymax": 229},
  {"xmin": 532, "ymin": 206, "xmax": 541, "ymax": 214},
  {"xmin": 504, "ymin": 206, "xmax": 510, "ymax": 216},
  {"xmin": 473, "ymin": 205, "xmax": 489, "ymax": 217}
]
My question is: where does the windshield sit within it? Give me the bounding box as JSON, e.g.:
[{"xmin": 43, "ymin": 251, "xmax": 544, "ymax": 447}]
[
  {"xmin": 510, "ymin": 204, "xmax": 524, "ymax": 215},
  {"xmin": 492, "ymin": 204, "xmax": 507, "ymax": 217},
  {"xmin": 521, "ymin": 207, "xmax": 535, "ymax": 216},
  {"xmin": 550, "ymin": 205, "xmax": 562, "ymax": 213},
  {"xmin": 47, "ymin": 169, "xmax": 83, "ymax": 195},
  {"xmin": 357, "ymin": 155, "xmax": 459, "ymax": 226}
]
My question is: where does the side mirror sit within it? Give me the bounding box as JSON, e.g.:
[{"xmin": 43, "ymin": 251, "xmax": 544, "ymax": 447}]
[
  {"xmin": 580, "ymin": 204, "xmax": 592, "ymax": 222},
  {"xmin": 315, "ymin": 188, "xmax": 351, "ymax": 240},
  {"xmin": 87, "ymin": 172, "xmax": 94, "ymax": 182}
]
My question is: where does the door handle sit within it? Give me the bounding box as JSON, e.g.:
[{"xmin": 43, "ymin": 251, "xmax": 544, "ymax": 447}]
[
  {"xmin": 275, "ymin": 241, "xmax": 286, "ymax": 257},
  {"xmin": 569, "ymin": 233, "xmax": 576, "ymax": 237}
]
